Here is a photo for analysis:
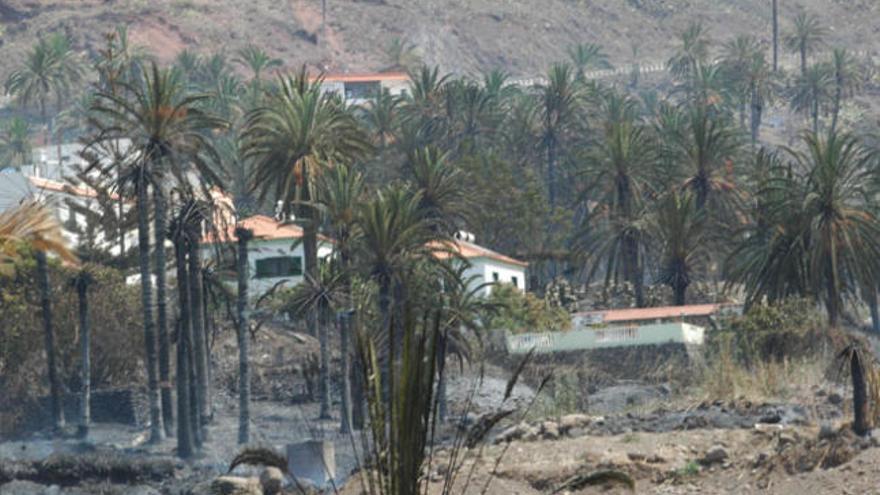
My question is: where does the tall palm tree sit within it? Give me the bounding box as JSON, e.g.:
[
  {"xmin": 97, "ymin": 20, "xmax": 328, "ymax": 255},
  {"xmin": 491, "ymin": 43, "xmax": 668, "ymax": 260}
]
[
  {"xmin": 0, "ymin": 118, "xmax": 32, "ymax": 171},
  {"xmin": 407, "ymin": 146, "xmax": 471, "ymax": 234},
  {"xmin": 71, "ymin": 268, "xmax": 94, "ymax": 438},
  {"xmin": 721, "ymin": 35, "xmax": 763, "ymax": 128},
  {"xmin": 580, "ymin": 92, "xmax": 655, "ymax": 306},
  {"xmin": 829, "ymin": 48, "xmax": 861, "ymax": 134},
  {"xmin": 790, "ymin": 62, "xmax": 833, "ymax": 134},
  {"xmin": 5, "ymin": 38, "xmax": 62, "ymax": 140},
  {"xmin": 0, "ymin": 200, "xmax": 76, "ymax": 433},
  {"xmin": 89, "ymin": 62, "xmax": 226, "ymax": 443},
  {"xmin": 359, "ymin": 88, "xmax": 401, "ymax": 150},
  {"xmin": 234, "ymin": 226, "xmax": 253, "ymax": 443},
  {"xmin": 566, "ymin": 43, "xmax": 612, "ymax": 80},
  {"xmin": 242, "ymin": 69, "xmax": 371, "ymax": 293},
  {"xmin": 649, "ymin": 191, "xmax": 708, "ymax": 305},
  {"xmin": 784, "ymin": 13, "xmax": 828, "ymax": 76},
  {"xmin": 667, "ymin": 22, "xmax": 711, "ymax": 83},
  {"xmin": 537, "ymin": 63, "xmax": 582, "ymax": 212},
  {"xmin": 778, "ymin": 132, "xmax": 879, "ymax": 326}
]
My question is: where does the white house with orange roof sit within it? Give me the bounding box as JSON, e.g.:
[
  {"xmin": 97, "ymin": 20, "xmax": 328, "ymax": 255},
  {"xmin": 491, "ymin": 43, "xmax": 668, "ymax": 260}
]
[
  {"xmin": 202, "ymin": 215, "xmax": 334, "ymax": 296},
  {"xmin": 316, "ymin": 72, "xmax": 410, "ymax": 104},
  {"xmin": 433, "ymin": 232, "xmax": 528, "ymax": 297}
]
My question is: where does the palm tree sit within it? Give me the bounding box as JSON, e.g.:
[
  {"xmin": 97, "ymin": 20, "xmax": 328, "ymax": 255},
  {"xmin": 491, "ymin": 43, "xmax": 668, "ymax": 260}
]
[
  {"xmin": 829, "ymin": 48, "xmax": 861, "ymax": 133},
  {"xmin": 721, "ymin": 35, "xmax": 763, "ymax": 128},
  {"xmin": 234, "ymin": 226, "xmax": 253, "ymax": 443},
  {"xmin": 658, "ymin": 103, "xmax": 743, "ymax": 219},
  {"xmin": 169, "ymin": 203, "xmax": 196, "ymax": 457},
  {"xmin": 235, "ymin": 45, "xmax": 282, "ymax": 83},
  {"xmin": 784, "ymin": 13, "xmax": 828, "ymax": 76},
  {"xmin": 649, "ymin": 191, "xmax": 708, "ymax": 305},
  {"xmin": 772, "ymin": 0, "xmax": 779, "ymax": 71},
  {"xmin": 359, "ymin": 88, "xmax": 401, "ymax": 150},
  {"xmin": 667, "ymin": 22, "xmax": 711, "ymax": 83},
  {"xmin": 5, "ymin": 38, "xmax": 62, "ymax": 140},
  {"xmin": 384, "ymin": 37, "xmax": 422, "ymax": 72},
  {"xmin": 0, "ymin": 200, "xmax": 76, "ymax": 433},
  {"xmin": 242, "ymin": 69, "xmax": 371, "ymax": 297},
  {"xmin": 407, "ymin": 146, "xmax": 471, "ymax": 234},
  {"xmin": 778, "ymin": 132, "xmax": 879, "ymax": 326},
  {"xmin": 153, "ymin": 182, "xmax": 173, "ymax": 436},
  {"xmin": 89, "ymin": 62, "xmax": 226, "ymax": 443},
  {"xmin": 580, "ymin": 92, "xmax": 655, "ymax": 306},
  {"xmin": 536, "ymin": 63, "xmax": 583, "ymax": 244},
  {"xmin": 0, "ymin": 118, "xmax": 32, "ymax": 171},
  {"xmin": 566, "ymin": 43, "xmax": 612, "ymax": 80},
  {"xmin": 71, "ymin": 269, "xmax": 94, "ymax": 438},
  {"xmin": 790, "ymin": 62, "xmax": 833, "ymax": 134}
]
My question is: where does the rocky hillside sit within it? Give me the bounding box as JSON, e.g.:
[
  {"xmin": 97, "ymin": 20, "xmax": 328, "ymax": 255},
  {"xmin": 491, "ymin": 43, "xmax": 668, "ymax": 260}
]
[{"xmin": 0, "ymin": 0, "xmax": 878, "ymax": 78}]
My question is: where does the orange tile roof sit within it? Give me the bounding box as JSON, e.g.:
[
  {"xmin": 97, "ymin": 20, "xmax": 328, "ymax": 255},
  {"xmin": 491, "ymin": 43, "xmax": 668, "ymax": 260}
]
[
  {"xmin": 313, "ymin": 72, "xmax": 410, "ymax": 83},
  {"xmin": 203, "ymin": 214, "xmax": 332, "ymax": 244},
  {"xmin": 431, "ymin": 239, "xmax": 528, "ymax": 268},
  {"xmin": 28, "ymin": 176, "xmax": 120, "ymax": 200},
  {"xmin": 576, "ymin": 304, "xmax": 724, "ymax": 323}
]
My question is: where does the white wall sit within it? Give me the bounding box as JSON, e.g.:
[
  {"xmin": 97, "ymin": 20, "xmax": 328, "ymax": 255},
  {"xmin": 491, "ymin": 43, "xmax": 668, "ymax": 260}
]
[{"xmin": 464, "ymin": 258, "xmax": 526, "ymax": 297}]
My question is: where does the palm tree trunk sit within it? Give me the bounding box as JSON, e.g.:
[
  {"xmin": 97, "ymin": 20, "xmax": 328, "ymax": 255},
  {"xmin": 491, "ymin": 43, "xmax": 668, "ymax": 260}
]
[
  {"xmin": 772, "ymin": 0, "xmax": 779, "ymax": 72},
  {"xmin": 850, "ymin": 348, "xmax": 869, "ymax": 436},
  {"xmin": 187, "ymin": 222, "xmax": 210, "ymax": 438},
  {"xmin": 826, "ymin": 272, "xmax": 839, "ymax": 328},
  {"xmin": 338, "ymin": 311, "xmax": 353, "ymax": 434},
  {"xmin": 235, "ymin": 227, "xmax": 252, "ymax": 444},
  {"xmin": 800, "ymin": 45, "xmax": 807, "ymax": 77},
  {"xmin": 812, "ymin": 98, "xmax": 819, "ymax": 135},
  {"xmin": 76, "ymin": 276, "xmax": 91, "ymax": 438},
  {"xmin": 153, "ymin": 185, "xmax": 173, "ymax": 436},
  {"xmin": 546, "ymin": 136, "xmax": 558, "ymax": 279},
  {"xmin": 36, "ymin": 251, "xmax": 64, "ymax": 433},
  {"xmin": 437, "ymin": 334, "xmax": 449, "ymax": 422},
  {"xmin": 136, "ymin": 180, "xmax": 164, "ymax": 443},
  {"xmin": 174, "ymin": 239, "xmax": 194, "ymax": 458},
  {"xmin": 351, "ymin": 311, "xmax": 365, "ymax": 430},
  {"xmin": 750, "ymin": 85, "xmax": 763, "ymax": 145},
  {"xmin": 673, "ymin": 280, "xmax": 687, "ymax": 306},
  {"xmin": 831, "ymin": 82, "xmax": 842, "ymax": 134},
  {"xmin": 870, "ymin": 286, "xmax": 880, "ymax": 334},
  {"xmin": 319, "ymin": 304, "xmax": 332, "ymax": 420}
]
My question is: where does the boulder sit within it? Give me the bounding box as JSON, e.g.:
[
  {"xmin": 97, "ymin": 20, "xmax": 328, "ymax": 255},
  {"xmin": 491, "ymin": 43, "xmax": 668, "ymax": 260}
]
[
  {"xmin": 190, "ymin": 476, "xmax": 262, "ymax": 495},
  {"xmin": 540, "ymin": 421, "xmax": 560, "ymax": 440},
  {"xmin": 559, "ymin": 414, "xmax": 590, "ymax": 433},
  {"xmin": 700, "ymin": 445, "xmax": 728, "ymax": 466},
  {"xmin": 260, "ymin": 467, "xmax": 284, "ymax": 495}
]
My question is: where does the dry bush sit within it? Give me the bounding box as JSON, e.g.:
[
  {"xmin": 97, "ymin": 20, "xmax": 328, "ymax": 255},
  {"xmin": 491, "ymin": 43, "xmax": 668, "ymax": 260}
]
[{"xmin": 0, "ymin": 260, "xmax": 143, "ymax": 436}]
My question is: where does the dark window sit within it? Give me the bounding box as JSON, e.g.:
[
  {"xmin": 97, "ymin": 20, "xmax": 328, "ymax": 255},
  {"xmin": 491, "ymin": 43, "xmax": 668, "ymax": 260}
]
[
  {"xmin": 492, "ymin": 272, "xmax": 500, "ymax": 282},
  {"xmin": 511, "ymin": 276, "xmax": 519, "ymax": 287},
  {"xmin": 344, "ymin": 81, "xmax": 381, "ymax": 100},
  {"xmin": 255, "ymin": 256, "xmax": 302, "ymax": 279}
]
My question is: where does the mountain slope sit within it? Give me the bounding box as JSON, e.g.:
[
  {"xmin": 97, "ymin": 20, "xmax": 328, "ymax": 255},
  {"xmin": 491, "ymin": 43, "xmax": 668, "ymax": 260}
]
[{"xmin": 0, "ymin": 0, "xmax": 877, "ymax": 78}]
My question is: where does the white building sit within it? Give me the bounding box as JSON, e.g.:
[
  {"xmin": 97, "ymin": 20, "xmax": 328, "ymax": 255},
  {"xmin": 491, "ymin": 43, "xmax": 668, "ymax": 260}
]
[
  {"xmin": 432, "ymin": 236, "xmax": 528, "ymax": 297},
  {"xmin": 316, "ymin": 72, "xmax": 410, "ymax": 105},
  {"xmin": 202, "ymin": 215, "xmax": 333, "ymax": 295}
]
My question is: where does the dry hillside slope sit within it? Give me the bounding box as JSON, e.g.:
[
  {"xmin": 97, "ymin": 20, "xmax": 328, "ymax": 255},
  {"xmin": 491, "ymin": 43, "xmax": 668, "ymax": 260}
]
[{"xmin": 0, "ymin": 0, "xmax": 878, "ymax": 78}]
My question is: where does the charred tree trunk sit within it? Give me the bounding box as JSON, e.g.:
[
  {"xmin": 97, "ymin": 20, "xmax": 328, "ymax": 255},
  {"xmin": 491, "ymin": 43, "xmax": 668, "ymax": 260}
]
[
  {"xmin": 235, "ymin": 227, "xmax": 252, "ymax": 444},
  {"xmin": 187, "ymin": 221, "xmax": 210, "ymax": 439},
  {"xmin": 175, "ymin": 240, "xmax": 194, "ymax": 458},
  {"xmin": 850, "ymin": 348, "xmax": 870, "ymax": 436},
  {"xmin": 37, "ymin": 250, "xmax": 65, "ymax": 434},
  {"xmin": 153, "ymin": 185, "xmax": 173, "ymax": 436},
  {"xmin": 75, "ymin": 273, "xmax": 91, "ymax": 438},
  {"xmin": 319, "ymin": 304, "xmax": 332, "ymax": 420},
  {"xmin": 338, "ymin": 311, "xmax": 353, "ymax": 434},
  {"xmin": 136, "ymin": 180, "xmax": 164, "ymax": 442},
  {"xmin": 772, "ymin": 0, "xmax": 779, "ymax": 72}
]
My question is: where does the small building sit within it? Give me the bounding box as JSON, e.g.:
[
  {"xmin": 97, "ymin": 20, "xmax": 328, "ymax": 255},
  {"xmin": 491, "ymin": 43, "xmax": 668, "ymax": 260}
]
[
  {"xmin": 202, "ymin": 215, "xmax": 333, "ymax": 296},
  {"xmin": 432, "ymin": 235, "xmax": 528, "ymax": 297},
  {"xmin": 316, "ymin": 72, "xmax": 409, "ymax": 104},
  {"xmin": 572, "ymin": 303, "xmax": 742, "ymax": 330}
]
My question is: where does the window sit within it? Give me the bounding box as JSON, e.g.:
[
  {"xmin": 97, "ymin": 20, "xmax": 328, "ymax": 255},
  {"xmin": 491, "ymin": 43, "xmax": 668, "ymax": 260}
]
[
  {"xmin": 255, "ymin": 256, "xmax": 302, "ymax": 279},
  {"xmin": 511, "ymin": 276, "xmax": 519, "ymax": 288},
  {"xmin": 492, "ymin": 272, "xmax": 500, "ymax": 282}
]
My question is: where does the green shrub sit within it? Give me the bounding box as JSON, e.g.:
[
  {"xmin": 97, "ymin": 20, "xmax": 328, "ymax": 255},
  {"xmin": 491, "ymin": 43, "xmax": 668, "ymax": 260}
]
[{"xmin": 483, "ymin": 284, "xmax": 570, "ymax": 334}]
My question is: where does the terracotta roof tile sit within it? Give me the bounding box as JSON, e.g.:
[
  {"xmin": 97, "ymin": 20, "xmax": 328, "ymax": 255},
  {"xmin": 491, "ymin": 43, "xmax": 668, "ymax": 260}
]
[
  {"xmin": 576, "ymin": 304, "xmax": 725, "ymax": 323},
  {"xmin": 203, "ymin": 215, "xmax": 331, "ymax": 244},
  {"xmin": 431, "ymin": 239, "xmax": 528, "ymax": 268},
  {"xmin": 314, "ymin": 71, "xmax": 409, "ymax": 83}
]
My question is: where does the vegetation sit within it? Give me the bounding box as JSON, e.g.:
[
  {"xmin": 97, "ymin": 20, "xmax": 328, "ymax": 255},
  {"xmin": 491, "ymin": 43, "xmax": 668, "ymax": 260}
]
[{"xmin": 1, "ymin": 4, "xmax": 880, "ymax": 474}]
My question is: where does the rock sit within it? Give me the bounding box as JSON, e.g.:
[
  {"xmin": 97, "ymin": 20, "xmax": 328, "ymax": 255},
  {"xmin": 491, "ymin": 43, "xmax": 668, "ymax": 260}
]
[
  {"xmin": 777, "ymin": 433, "xmax": 797, "ymax": 447},
  {"xmin": 827, "ymin": 392, "xmax": 844, "ymax": 405},
  {"xmin": 540, "ymin": 421, "xmax": 560, "ymax": 440},
  {"xmin": 495, "ymin": 422, "xmax": 533, "ymax": 443},
  {"xmin": 0, "ymin": 481, "xmax": 50, "ymax": 495},
  {"xmin": 758, "ymin": 413, "xmax": 782, "ymax": 424},
  {"xmin": 260, "ymin": 467, "xmax": 285, "ymax": 495},
  {"xmin": 817, "ymin": 423, "xmax": 835, "ymax": 440},
  {"xmin": 190, "ymin": 476, "xmax": 262, "ymax": 495},
  {"xmin": 559, "ymin": 414, "xmax": 590, "ymax": 432},
  {"xmin": 646, "ymin": 454, "xmax": 666, "ymax": 464},
  {"xmin": 700, "ymin": 445, "xmax": 728, "ymax": 465},
  {"xmin": 627, "ymin": 451, "xmax": 645, "ymax": 462}
]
